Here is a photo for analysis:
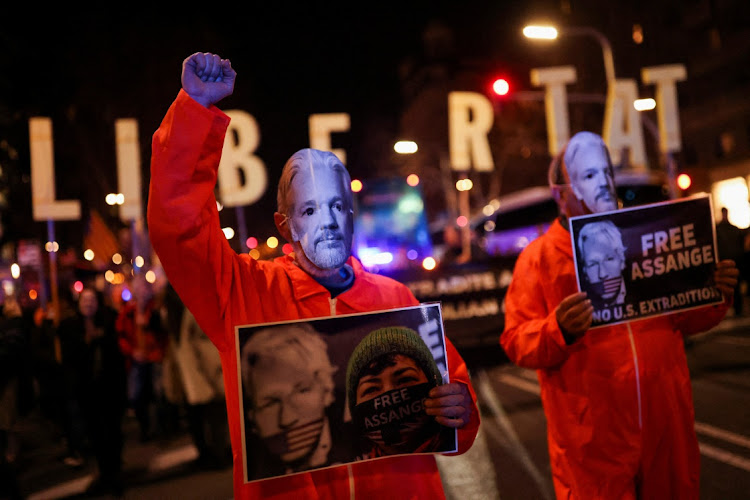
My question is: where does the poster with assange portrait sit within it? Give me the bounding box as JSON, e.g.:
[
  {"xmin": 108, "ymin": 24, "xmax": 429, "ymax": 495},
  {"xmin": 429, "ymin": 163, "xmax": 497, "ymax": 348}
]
[
  {"xmin": 569, "ymin": 193, "xmax": 723, "ymax": 328},
  {"xmin": 234, "ymin": 303, "xmax": 457, "ymax": 483}
]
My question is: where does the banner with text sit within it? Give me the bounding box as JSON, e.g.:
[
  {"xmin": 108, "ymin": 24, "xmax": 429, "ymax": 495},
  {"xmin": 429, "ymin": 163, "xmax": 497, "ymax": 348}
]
[{"xmin": 569, "ymin": 193, "xmax": 722, "ymax": 328}]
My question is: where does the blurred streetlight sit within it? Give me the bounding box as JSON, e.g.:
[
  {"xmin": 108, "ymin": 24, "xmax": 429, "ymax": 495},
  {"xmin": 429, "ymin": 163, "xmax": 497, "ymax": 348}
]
[
  {"xmin": 394, "ymin": 140, "xmax": 418, "ymax": 154},
  {"xmin": 106, "ymin": 193, "xmax": 125, "ymax": 205},
  {"xmin": 524, "ymin": 24, "xmax": 616, "ymax": 85},
  {"xmin": 633, "ymin": 98, "xmax": 656, "ymax": 111}
]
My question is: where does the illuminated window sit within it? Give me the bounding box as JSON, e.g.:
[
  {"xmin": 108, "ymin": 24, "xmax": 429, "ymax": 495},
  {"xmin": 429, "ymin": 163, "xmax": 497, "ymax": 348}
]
[{"xmin": 712, "ymin": 177, "xmax": 750, "ymax": 229}]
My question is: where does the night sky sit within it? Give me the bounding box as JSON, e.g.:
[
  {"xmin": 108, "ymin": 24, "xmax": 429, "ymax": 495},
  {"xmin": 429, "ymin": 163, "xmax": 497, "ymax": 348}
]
[{"xmin": 0, "ymin": 3, "xmax": 656, "ymax": 252}]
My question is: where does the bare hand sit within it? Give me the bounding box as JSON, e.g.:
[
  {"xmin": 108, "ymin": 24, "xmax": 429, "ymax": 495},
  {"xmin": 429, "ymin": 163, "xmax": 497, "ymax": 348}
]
[
  {"xmin": 555, "ymin": 292, "xmax": 593, "ymax": 340},
  {"xmin": 181, "ymin": 52, "xmax": 236, "ymax": 108},
  {"xmin": 424, "ymin": 382, "xmax": 472, "ymax": 429},
  {"xmin": 714, "ymin": 259, "xmax": 739, "ymax": 300}
]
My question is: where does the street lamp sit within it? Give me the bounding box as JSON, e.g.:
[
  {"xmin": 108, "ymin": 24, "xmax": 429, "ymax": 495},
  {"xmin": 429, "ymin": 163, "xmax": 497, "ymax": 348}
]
[{"xmin": 523, "ymin": 24, "xmax": 616, "ymax": 85}]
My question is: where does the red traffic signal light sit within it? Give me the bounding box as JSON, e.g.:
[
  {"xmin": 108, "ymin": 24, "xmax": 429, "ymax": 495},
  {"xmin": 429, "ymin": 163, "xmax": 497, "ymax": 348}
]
[{"xmin": 492, "ymin": 78, "xmax": 510, "ymax": 96}]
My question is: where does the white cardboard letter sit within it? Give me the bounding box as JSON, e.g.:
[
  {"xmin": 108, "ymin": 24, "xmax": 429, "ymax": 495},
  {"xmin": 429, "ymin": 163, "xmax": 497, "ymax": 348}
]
[
  {"xmin": 448, "ymin": 91, "xmax": 495, "ymax": 172},
  {"xmin": 115, "ymin": 119, "xmax": 142, "ymax": 221},
  {"xmin": 309, "ymin": 113, "xmax": 351, "ymax": 164},
  {"xmin": 29, "ymin": 117, "xmax": 81, "ymax": 221},
  {"xmin": 218, "ymin": 110, "xmax": 267, "ymax": 207},
  {"xmin": 530, "ymin": 66, "xmax": 577, "ymax": 156},
  {"xmin": 641, "ymin": 64, "xmax": 687, "ymax": 154},
  {"xmin": 603, "ymin": 79, "xmax": 647, "ymax": 169}
]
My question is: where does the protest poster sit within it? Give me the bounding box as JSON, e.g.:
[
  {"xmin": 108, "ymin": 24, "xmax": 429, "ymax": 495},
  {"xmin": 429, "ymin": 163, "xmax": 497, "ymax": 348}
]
[
  {"xmin": 233, "ymin": 302, "xmax": 456, "ymax": 483},
  {"xmin": 569, "ymin": 193, "xmax": 723, "ymax": 328}
]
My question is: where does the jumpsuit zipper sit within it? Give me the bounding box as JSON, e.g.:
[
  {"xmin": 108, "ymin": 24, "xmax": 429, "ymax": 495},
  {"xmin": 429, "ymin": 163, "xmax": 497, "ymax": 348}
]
[
  {"xmin": 329, "ymin": 297, "xmax": 338, "ymax": 317},
  {"xmin": 626, "ymin": 322, "xmax": 643, "ymax": 429}
]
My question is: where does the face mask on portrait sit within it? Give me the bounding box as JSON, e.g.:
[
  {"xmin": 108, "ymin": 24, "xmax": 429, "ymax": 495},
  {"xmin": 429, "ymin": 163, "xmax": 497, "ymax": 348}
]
[
  {"xmin": 587, "ymin": 276, "xmax": 624, "ymax": 302},
  {"xmin": 259, "ymin": 417, "xmax": 325, "ymax": 462},
  {"xmin": 351, "ymin": 382, "xmax": 435, "ymax": 454}
]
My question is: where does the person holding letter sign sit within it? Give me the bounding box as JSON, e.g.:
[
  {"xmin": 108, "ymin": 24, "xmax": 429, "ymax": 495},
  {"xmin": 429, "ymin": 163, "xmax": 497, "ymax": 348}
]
[
  {"xmin": 501, "ymin": 131, "xmax": 739, "ymax": 499},
  {"xmin": 148, "ymin": 52, "xmax": 478, "ymax": 499}
]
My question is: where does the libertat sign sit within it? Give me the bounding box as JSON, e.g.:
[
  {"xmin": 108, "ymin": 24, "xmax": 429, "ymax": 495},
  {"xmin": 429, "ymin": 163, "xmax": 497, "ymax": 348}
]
[{"xmin": 29, "ymin": 63, "xmax": 685, "ymax": 221}]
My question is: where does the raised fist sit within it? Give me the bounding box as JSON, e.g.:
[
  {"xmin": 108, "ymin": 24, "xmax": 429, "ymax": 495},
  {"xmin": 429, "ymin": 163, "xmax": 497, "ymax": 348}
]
[{"xmin": 181, "ymin": 52, "xmax": 237, "ymax": 108}]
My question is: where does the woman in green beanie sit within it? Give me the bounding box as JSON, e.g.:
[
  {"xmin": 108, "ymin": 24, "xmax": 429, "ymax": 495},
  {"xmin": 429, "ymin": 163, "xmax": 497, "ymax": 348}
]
[{"xmin": 346, "ymin": 327, "xmax": 452, "ymax": 458}]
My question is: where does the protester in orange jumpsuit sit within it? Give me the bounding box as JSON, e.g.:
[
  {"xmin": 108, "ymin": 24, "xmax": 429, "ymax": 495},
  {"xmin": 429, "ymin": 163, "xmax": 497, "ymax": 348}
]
[
  {"xmin": 148, "ymin": 52, "xmax": 479, "ymax": 499},
  {"xmin": 501, "ymin": 131, "xmax": 739, "ymax": 499}
]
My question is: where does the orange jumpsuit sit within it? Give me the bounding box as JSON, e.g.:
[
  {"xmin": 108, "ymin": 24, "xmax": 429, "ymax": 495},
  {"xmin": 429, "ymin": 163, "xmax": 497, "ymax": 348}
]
[
  {"xmin": 501, "ymin": 218, "xmax": 729, "ymax": 500},
  {"xmin": 148, "ymin": 90, "xmax": 479, "ymax": 499}
]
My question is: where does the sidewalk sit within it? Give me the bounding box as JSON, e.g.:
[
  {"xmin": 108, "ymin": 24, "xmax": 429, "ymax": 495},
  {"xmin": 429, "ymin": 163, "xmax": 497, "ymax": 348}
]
[{"xmin": 11, "ymin": 409, "xmax": 232, "ymax": 499}]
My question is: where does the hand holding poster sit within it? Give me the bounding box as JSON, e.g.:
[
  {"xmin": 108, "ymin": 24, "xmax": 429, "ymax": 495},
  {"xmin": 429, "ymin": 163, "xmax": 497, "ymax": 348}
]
[
  {"xmin": 234, "ymin": 303, "xmax": 456, "ymax": 483},
  {"xmin": 569, "ymin": 194, "xmax": 723, "ymax": 328}
]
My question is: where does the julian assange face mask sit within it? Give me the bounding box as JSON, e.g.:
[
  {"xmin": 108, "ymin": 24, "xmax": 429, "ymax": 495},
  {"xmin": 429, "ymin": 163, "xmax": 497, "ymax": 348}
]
[{"xmin": 351, "ymin": 382, "xmax": 434, "ymax": 453}]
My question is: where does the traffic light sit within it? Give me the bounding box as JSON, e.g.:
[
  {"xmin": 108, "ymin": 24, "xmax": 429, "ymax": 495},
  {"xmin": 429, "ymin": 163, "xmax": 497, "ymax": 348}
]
[{"xmin": 492, "ymin": 77, "xmax": 510, "ymax": 96}]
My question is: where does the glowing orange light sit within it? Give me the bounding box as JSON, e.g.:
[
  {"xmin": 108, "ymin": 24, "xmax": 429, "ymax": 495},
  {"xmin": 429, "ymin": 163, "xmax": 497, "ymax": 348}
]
[
  {"xmin": 29, "ymin": 289, "xmax": 38, "ymax": 300},
  {"xmin": 351, "ymin": 179, "xmax": 363, "ymax": 193},
  {"xmin": 677, "ymin": 173, "xmax": 692, "ymax": 190},
  {"xmin": 406, "ymin": 174, "xmax": 420, "ymax": 187}
]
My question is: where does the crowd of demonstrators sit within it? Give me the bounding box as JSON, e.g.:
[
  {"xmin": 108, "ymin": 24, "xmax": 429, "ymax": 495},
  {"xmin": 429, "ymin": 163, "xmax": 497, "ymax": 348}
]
[
  {"xmin": 0, "ymin": 268, "xmax": 234, "ymax": 498},
  {"xmin": 501, "ymin": 131, "xmax": 739, "ymax": 499}
]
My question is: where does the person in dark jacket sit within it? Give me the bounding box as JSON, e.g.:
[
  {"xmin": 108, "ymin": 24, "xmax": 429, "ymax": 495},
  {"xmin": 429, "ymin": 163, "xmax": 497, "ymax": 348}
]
[
  {"xmin": 0, "ymin": 295, "xmax": 27, "ymax": 500},
  {"xmin": 58, "ymin": 287, "xmax": 128, "ymax": 496}
]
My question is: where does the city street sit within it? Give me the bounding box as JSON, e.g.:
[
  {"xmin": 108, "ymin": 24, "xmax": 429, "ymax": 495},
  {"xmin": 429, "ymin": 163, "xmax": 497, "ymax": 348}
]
[{"xmin": 12, "ymin": 315, "xmax": 750, "ymax": 500}]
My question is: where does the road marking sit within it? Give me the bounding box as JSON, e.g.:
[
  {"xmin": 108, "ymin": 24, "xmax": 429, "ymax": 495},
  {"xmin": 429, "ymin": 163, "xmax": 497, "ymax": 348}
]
[
  {"xmin": 713, "ymin": 336, "xmax": 750, "ymax": 347},
  {"xmin": 496, "ymin": 371, "xmax": 750, "ymax": 471},
  {"xmin": 27, "ymin": 444, "xmax": 198, "ymax": 500},
  {"xmin": 148, "ymin": 443, "xmax": 198, "ymax": 472},
  {"xmin": 497, "ymin": 372, "xmax": 540, "ymax": 395},
  {"xmin": 477, "ymin": 369, "xmax": 554, "ymax": 500},
  {"xmin": 27, "ymin": 475, "xmax": 93, "ymax": 500},
  {"xmin": 699, "ymin": 442, "xmax": 750, "ymax": 472},
  {"xmin": 694, "ymin": 422, "xmax": 750, "ymax": 450}
]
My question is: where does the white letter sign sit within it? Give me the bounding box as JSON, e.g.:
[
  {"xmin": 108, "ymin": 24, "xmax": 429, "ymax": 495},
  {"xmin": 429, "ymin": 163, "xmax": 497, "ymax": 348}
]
[
  {"xmin": 448, "ymin": 91, "xmax": 495, "ymax": 172},
  {"xmin": 29, "ymin": 117, "xmax": 81, "ymax": 221},
  {"xmin": 115, "ymin": 119, "xmax": 142, "ymax": 221},
  {"xmin": 603, "ymin": 79, "xmax": 647, "ymax": 169},
  {"xmin": 309, "ymin": 113, "xmax": 351, "ymax": 164},
  {"xmin": 218, "ymin": 110, "xmax": 267, "ymax": 207}
]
